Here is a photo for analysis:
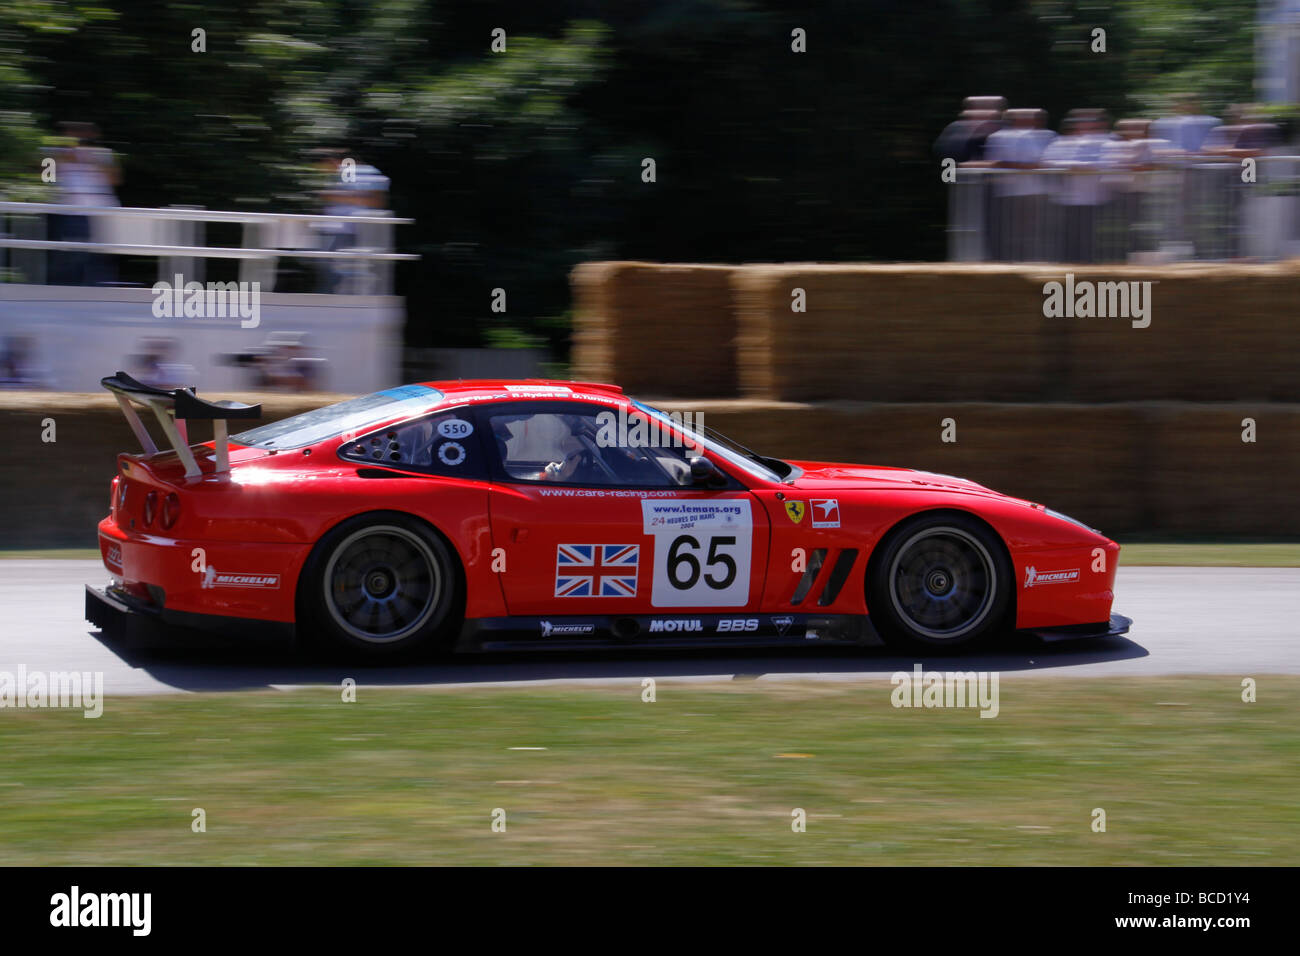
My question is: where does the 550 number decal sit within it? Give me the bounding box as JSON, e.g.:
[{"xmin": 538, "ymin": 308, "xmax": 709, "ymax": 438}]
[{"xmin": 642, "ymin": 500, "xmax": 752, "ymax": 607}]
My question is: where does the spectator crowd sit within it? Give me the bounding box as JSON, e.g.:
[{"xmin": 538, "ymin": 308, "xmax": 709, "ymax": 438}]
[{"xmin": 938, "ymin": 95, "xmax": 1288, "ymax": 263}]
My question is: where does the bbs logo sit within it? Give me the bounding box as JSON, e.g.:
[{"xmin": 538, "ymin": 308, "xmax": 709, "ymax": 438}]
[{"xmin": 716, "ymin": 618, "xmax": 759, "ymax": 633}]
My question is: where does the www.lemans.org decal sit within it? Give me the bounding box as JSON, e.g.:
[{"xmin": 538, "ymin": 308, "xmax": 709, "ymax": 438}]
[{"xmin": 641, "ymin": 499, "xmax": 752, "ymax": 608}]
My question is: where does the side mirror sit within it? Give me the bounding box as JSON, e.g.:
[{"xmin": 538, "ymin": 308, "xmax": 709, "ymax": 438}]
[{"xmin": 689, "ymin": 456, "xmax": 727, "ymax": 488}]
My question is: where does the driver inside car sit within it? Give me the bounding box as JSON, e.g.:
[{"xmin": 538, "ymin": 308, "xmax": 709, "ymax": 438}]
[{"xmin": 539, "ymin": 435, "xmax": 587, "ymax": 481}]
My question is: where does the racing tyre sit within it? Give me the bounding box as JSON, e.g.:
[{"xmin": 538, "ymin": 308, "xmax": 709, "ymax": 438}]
[
  {"xmin": 299, "ymin": 513, "xmax": 460, "ymax": 660},
  {"xmin": 867, "ymin": 512, "xmax": 1012, "ymax": 653}
]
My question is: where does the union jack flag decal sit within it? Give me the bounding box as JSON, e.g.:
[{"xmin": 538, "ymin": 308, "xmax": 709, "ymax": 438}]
[{"xmin": 555, "ymin": 543, "xmax": 640, "ymax": 598}]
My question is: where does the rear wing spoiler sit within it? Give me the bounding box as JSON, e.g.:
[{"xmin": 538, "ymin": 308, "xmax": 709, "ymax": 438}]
[{"xmin": 101, "ymin": 371, "xmax": 261, "ymax": 478}]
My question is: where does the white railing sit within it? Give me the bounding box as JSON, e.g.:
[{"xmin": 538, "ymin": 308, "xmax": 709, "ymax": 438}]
[
  {"xmin": 947, "ymin": 155, "xmax": 1300, "ymax": 263},
  {"xmin": 0, "ymin": 201, "xmax": 420, "ymax": 294}
]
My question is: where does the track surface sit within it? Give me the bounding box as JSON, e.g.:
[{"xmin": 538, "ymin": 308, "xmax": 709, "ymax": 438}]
[{"xmin": 2, "ymin": 561, "xmax": 1297, "ymax": 695}]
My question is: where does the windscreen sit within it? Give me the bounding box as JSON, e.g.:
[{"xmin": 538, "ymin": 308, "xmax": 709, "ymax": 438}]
[{"xmin": 632, "ymin": 400, "xmax": 785, "ymax": 483}]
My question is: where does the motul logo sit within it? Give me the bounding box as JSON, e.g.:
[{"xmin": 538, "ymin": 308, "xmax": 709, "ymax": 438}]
[
  {"xmin": 1023, "ymin": 566, "xmax": 1080, "ymax": 588},
  {"xmin": 649, "ymin": 619, "xmax": 702, "ymax": 632}
]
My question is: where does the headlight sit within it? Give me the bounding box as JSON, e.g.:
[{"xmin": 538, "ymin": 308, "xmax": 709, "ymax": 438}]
[{"xmin": 1044, "ymin": 507, "xmax": 1098, "ymax": 534}]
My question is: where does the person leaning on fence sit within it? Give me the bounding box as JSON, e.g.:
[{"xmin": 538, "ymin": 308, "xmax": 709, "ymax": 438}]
[
  {"xmin": 939, "ymin": 97, "xmax": 1008, "ymax": 260},
  {"xmin": 933, "ymin": 96, "xmax": 1006, "ymax": 164},
  {"xmin": 49, "ymin": 122, "xmax": 121, "ymax": 286},
  {"xmin": 312, "ymin": 148, "xmax": 392, "ymax": 294},
  {"xmin": 981, "ymin": 108, "xmax": 1056, "ymax": 261},
  {"xmin": 1201, "ymin": 106, "xmax": 1283, "ymax": 162},
  {"xmin": 1099, "ymin": 119, "xmax": 1175, "ymax": 259},
  {"xmin": 1041, "ymin": 109, "xmax": 1115, "ymax": 264},
  {"xmin": 1198, "ymin": 108, "xmax": 1283, "ymax": 259},
  {"xmin": 1150, "ymin": 95, "xmax": 1221, "ymax": 156}
]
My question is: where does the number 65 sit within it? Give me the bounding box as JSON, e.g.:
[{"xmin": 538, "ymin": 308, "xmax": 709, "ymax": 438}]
[{"xmin": 667, "ymin": 534, "xmax": 737, "ymax": 590}]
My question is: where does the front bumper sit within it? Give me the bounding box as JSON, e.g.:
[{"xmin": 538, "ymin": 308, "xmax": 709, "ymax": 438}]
[
  {"xmin": 1024, "ymin": 612, "xmax": 1132, "ymax": 643},
  {"xmin": 85, "ymin": 584, "xmax": 295, "ymax": 647}
]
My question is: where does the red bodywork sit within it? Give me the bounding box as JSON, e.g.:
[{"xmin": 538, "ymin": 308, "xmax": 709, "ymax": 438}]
[{"xmin": 96, "ymin": 379, "xmax": 1120, "ymax": 636}]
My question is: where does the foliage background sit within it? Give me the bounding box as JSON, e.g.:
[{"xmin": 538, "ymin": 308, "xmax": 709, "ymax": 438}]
[{"xmin": 0, "ymin": 0, "xmax": 1262, "ymax": 355}]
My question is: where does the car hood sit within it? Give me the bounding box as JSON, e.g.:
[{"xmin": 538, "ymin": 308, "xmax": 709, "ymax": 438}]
[{"xmin": 782, "ymin": 461, "xmax": 1006, "ymax": 497}]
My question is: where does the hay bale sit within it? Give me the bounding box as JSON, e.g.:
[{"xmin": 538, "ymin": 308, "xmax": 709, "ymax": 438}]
[
  {"xmin": 690, "ymin": 401, "xmax": 1147, "ymax": 533},
  {"xmin": 1143, "ymin": 403, "xmax": 1300, "ymax": 534},
  {"xmin": 0, "ymin": 392, "xmax": 342, "ymax": 548},
  {"xmin": 733, "ymin": 264, "xmax": 1055, "ymax": 402},
  {"xmin": 1039, "ymin": 263, "xmax": 1300, "ymax": 403},
  {"xmin": 571, "ymin": 261, "xmax": 738, "ymax": 396}
]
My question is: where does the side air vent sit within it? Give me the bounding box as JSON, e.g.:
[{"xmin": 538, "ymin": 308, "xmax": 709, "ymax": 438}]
[
  {"xmin": 817, "ymin": 549, "xmax": 859, "ymax": 606},
  {"xmin": 790, "ymin": 548, "xmax": 827, "ymax": 604}
]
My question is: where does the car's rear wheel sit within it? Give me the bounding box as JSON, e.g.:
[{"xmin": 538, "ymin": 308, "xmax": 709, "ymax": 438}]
[
  {"xmin": 300, "ymin": 513, "xmax": 459, "ymax": 659},
  {"xmin": 867, "ymin": 512, "xmax": 1012, "ymax": 653}
]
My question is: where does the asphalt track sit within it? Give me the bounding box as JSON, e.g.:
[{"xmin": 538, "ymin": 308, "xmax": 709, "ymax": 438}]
[{"xmin": 1, "ymin": 561, "xmax": 1297, "ymax": 695}]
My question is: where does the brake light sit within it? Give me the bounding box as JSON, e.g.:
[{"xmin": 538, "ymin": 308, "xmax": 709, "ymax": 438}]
[
  {"xmin": 143, "ymin": 490, "xmax": 159, "ymax": 526},
  {"xmin": 110, "ymin": 477, "xmax": 119, "ymax": 512},
  {"xmin": 161, "ymin": 493, "xmax": 181, "ymax": 530}
]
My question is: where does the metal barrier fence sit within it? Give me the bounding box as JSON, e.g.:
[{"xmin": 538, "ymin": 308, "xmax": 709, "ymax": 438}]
[
  {"xmin": 0, "ymin": 201, "xmax": 419, "ymax": 294},
  {"xmin": 947, "ymin": 156, "xmax": 1300, "ymax": 263}
]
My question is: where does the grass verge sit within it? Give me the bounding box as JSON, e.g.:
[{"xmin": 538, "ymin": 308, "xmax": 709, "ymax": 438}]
[
  {"xmin": 1115, "ymin": 543, "xmax": 1300, "ymax": 567},
  {"xmin": 0, "ymin": 676, "xmax": 1294, "ymax": 865}
]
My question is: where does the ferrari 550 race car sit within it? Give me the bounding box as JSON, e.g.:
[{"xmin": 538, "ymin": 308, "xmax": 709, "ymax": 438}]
[{"xmin": 86, "ymin": 372, "xmax": 1130, "ymax": 657}]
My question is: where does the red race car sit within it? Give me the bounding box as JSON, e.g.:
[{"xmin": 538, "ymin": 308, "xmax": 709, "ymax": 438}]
[{"xmin": 86, "ymin": 372, "xmax": 1129, "ymax": 657}]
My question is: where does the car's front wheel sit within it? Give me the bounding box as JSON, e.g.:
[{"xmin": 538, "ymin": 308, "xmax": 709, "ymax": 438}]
[
  {"xmin": 867, "ymin": 512, "xmax": 1012, "ymax": 653},
  {"xmin": 299, "ymin": 513, "xmax": 460, "ymax": 659}
]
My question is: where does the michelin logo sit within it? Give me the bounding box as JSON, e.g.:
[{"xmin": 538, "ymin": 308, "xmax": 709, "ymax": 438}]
[
  {"xmin": 540, "ymin": 621, "xmax": 594, "ymax": 637},
  {"xmin": 1023, "ymin": 566, "xmax": 1080, "ymax": 588},
  {"xmin": 201, "ymin": 566, "xmax": 281, "ymax": 589}
]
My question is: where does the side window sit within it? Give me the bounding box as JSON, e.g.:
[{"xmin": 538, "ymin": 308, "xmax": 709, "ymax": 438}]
[
  {"xmin": 486, "ymin": 404, "xmax": 693, "ymax": 488},
  {"xmin": 339, "ymin": 409, "xmax": 484, "ymax": 478}
]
